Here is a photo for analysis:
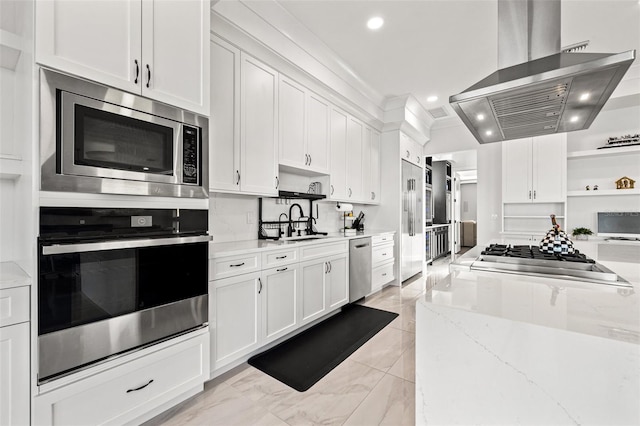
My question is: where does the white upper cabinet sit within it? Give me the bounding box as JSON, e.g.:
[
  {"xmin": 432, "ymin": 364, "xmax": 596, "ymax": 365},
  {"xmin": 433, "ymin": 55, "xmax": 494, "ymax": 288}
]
[
  {"xmin": 278, "ymin": 75, "xmax": 330, "ymax": 174},
  {"xmin": 210, "ymin": 36, "xmax": 241, "ymax": 192},
  {"xmin": 370, "ymin": 129, "xmax": 381, "ymax": 203},
  {"xmin": 305, "ymin": 92, "xmax": 330, "ymax": 173},
  {"xmin": 279, "ymin": 76, "xmax": 307, "ymax": 169},
  {"xmin": 36, "ymin": 0, "xmax": 210, "ymax": 115},
  {"xmin": 140, "ymin": 0, "xmax": 209, "ymax": 114},
  {"xmin": 400, "ymin": 132, "xmax": 422, "ymax": 166},
  {"xmin": 346, "ymin": 117, "xmax": 364, "ymax": 201},
  {"xmin": 362, "ymin": 126, "xmax": 381, "ymax": 204},
  {"xmin": 240, "ymin": 53, "xmax": 279, "ymax": 196},
  {"xmin": 503, "ymin": 134, "xmax": 566, "ymax": 203},
  {"xmin": 329, "ymin": 106, "xmax": 348, "ymax": 200}
]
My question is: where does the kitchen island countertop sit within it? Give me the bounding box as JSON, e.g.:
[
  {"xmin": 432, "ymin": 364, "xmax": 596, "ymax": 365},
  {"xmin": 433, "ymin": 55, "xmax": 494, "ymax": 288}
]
[{"xmin": 416, "ymin": 240, "xmax": 639, "ymax": 425}]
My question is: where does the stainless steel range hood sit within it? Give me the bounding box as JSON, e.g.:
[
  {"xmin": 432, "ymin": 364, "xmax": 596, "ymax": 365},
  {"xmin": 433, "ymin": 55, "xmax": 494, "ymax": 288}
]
[{"xmin": 449, "ymin": 0, "xmax": 636, "ymax": 144}]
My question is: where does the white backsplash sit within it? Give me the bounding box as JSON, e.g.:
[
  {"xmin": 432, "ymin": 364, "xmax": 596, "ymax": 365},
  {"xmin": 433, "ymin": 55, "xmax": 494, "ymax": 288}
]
[{"xmin": 209, "ymin": 192, "xmax": 369, "ymax": 243}]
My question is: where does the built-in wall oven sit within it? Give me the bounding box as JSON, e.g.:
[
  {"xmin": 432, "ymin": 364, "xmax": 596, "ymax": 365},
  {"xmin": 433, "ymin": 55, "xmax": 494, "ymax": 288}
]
[
  {"xmin": 40, "ymin": 69, "xmax": 208, "ymax": 198},
  {"xmin": 38, "ymin": 207, "xmax": 210, "ymax": 383}
]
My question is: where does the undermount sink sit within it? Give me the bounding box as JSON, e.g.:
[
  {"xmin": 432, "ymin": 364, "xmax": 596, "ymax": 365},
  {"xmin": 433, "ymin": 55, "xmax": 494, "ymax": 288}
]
[{"xmin": 282, "ymin": 236, "xmax": 327, "ymax": 243}]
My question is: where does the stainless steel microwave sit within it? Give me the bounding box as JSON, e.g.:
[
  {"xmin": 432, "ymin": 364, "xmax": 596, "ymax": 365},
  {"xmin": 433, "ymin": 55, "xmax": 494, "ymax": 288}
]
[{"xmin": 40, "ymin": 69, "xmax": 208, "ymax": 198}]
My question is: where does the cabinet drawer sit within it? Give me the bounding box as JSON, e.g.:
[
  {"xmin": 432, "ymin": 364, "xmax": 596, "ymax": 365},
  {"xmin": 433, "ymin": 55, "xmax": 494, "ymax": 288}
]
[
  {"xmin": 211, "ymin": 253, "xmax": 261, "ymax": 280},
  {"xmin": 372, "ymin": 233, "xmax": 394, "ymax": 245},
  {"xmin": 261, "ymin": 248, "xmax": 298, "ymax": 269},
  {"xmin": 372, "ymin": 262, "xmax": 395, "ymax": 290},
  {"xmin": 0, "ymin": 286, "xmax": 29, "ymax": 327},
  {"xmin": 299, "ymin": 241, "xmax": 348, "ymax": 261},
  {"xmin": 36, "ymin": 333, "xmax": 207, "ymax": 426},
  {"xmin": 372, "ymin": 243, "xmax": 394, "ymax": 265}
]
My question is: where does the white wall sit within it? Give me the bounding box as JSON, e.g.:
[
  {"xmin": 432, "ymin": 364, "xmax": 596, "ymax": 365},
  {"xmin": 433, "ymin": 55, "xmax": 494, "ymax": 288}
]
[
  {"xmin": 460, "ymin": 183, "xmax": 477, "ymax": 222},
  {"xmin": 209, "ymin": 192, "xmax": 374, "ymax": 243}
]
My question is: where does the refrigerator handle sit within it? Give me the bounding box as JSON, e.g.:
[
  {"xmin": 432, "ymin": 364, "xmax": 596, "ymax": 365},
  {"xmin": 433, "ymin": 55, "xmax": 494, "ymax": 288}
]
[{"xmin": 409, "ymin": 179, "xmax": 416, "ymax": 236}]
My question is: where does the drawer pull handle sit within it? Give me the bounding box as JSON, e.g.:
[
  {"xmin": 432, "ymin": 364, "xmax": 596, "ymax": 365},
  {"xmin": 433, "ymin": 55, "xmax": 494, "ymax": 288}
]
[
  {"xmin": 277, "ymin": 267, "xmax": 288, "ymax": 272},
  {"xmin": 127, "ymin": 379, "xmax": 153, "ymax": 393},
  {"xmin": 382, "ymin": 273, "xmax": 387, "ymax": 276},
  {"xmin": 276, "ymin": 255, "xmax": 287, "ymax": 259},
  {"xmin": 230, "ymin": 262, "xmax": 245, "ymax": 267},
  {"xmin": 258, "ymin": 277, "xmax": 262, "ymax": 294},
  {"xmin": 382, "ymin": 253, "xmax": 387, "ymax": 256}
]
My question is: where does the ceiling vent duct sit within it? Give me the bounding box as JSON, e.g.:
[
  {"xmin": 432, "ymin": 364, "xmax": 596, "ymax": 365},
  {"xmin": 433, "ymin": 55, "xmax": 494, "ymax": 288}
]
[
  {"xmin": 427, "ymin": 106, "xmax": 449, "ymax": 119},
  {"xmin": 449, "ymin": 0, "xmax": 635, "ymax": 144}
]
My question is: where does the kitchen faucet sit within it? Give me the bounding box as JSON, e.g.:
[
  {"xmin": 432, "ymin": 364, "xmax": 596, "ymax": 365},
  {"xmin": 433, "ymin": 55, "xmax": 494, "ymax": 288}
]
[{"xmin": 288, "ymin": 203, "xmax": 304, "ymax": 237}]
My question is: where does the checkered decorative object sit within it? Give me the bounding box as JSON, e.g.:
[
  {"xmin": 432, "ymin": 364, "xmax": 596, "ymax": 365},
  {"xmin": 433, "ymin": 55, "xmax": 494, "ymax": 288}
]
[{"xmin": 539, "ymin": 230, "xmax": 575, "ymax": 254}]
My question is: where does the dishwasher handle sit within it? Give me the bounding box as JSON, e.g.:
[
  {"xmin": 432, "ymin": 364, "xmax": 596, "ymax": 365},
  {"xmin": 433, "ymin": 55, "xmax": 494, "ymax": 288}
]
[{"xmin": 354, "ymin": 243, "xmax": 370, "ymax": 249}]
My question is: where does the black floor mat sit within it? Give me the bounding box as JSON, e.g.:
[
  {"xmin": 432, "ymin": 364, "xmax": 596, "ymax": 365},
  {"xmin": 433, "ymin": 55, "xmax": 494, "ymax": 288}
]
[{"xmin": 248, "ymin": 304, "xmax": 398, "ymax": 392}]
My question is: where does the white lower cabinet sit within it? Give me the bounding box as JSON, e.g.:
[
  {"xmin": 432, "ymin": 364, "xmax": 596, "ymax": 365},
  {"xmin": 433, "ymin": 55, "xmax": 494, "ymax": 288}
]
[
  {"xmin": 34, "ymin": 330, "xmax": 209, "ymax": 426},
  {"xmin": 299, "ymin": 260, "xmax": 327, "ymax": 325},
  {"xmin": 210, "ymin": 241, "xmax": 350, "ymax": 375},
  {"xmin": 371, "ymin": 233, "xmax": 396, "ymax": 293},
  {"xmin": 211, "ymin": 272, "xmax": 261, "ymax": 367},
  {"xmin": 262, "ymin": 265, "xmax": 298, "ymax": 343},
  {"xmin": 0, "ymin": 322, "xmax": 29, "ymax": 426},
  {"xmin": 326, "ymin": 254, "xmax": 348, "ymax": 310}
]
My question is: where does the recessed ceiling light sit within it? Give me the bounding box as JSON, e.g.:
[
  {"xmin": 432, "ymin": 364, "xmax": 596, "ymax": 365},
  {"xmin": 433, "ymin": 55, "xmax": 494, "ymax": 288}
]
[
  {"xmin": 427, "ymin": 95, "xmax": 438, "ymax": 102},
  {"xmin": 477, "ymin": 114, "xmax": 485, "ymax": 121},
  {"xmin": 570, "ymin": 115, "xmax": 579, "ymax": 123},
  {"xmin": 485, "ymin": 130, "xmax": 493, "ymax": 136},
  {"xmin": 580, "ymin": 93, "xmax": 590, "ymax": 101},
  {"xmin": 367, "ymin": 16, "xmax": 384, "ymax": 30}
]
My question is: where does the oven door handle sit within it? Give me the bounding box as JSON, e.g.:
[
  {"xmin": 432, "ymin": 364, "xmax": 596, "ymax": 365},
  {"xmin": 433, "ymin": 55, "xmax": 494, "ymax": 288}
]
[{"xmin": 42, "ymin": 235, "xmax": 213, "ymax": 255}]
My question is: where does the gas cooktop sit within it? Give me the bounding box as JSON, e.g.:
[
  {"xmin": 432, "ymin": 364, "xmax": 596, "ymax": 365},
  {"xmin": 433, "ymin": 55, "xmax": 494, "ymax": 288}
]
[{"xmin": 470, "ymin": 244, "xmax": 630, "ymax": 286}]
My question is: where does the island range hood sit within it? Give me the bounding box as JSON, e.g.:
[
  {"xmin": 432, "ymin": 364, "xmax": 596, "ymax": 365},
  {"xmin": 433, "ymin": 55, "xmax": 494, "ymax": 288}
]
[{"xmin": 449, "ymin": 0, "xmax": 635, "ymax": 144}]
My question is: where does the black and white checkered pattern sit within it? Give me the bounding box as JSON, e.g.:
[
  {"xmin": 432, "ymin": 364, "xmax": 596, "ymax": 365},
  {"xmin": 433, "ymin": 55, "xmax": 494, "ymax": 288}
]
[{"xmin": 539, "ymin": 230, "xmax": 575, "ymax": 254}]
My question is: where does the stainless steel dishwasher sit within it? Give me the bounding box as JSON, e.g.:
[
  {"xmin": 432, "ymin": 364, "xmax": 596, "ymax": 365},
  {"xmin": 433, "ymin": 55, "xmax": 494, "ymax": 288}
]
[{"xmin": 349, "ymin": 237, "xmax": 372, "ymax": 302}]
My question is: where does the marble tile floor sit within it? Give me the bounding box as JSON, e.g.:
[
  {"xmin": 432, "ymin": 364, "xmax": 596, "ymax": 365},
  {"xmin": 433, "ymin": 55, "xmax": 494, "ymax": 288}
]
[{"xmin": 145, "ymin": 254, "xmax": 459, "ymax": 426}]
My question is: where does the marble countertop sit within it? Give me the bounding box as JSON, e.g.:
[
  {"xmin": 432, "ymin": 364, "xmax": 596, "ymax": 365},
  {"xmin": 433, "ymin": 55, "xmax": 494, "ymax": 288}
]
[
  {"xmin": 210, "ymin": 230, "xmax": 395, "ymax": 258},
  {"xmin": 0, "ymin": 261, "xmax": 31, "ymax": 290},
  {"xmin": 427, "ymin": 240, "xmax": 639, "ymax": 344},
  {"xmin": 416, "ymin": 240, "xmax": 640, "ymax": 424}
]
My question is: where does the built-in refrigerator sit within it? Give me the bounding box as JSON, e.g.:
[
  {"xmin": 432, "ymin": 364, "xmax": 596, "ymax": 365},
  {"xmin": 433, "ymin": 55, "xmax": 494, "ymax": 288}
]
[{"xmin": 401, "ymin": 160, "xmax": 424, "ymax": 282}]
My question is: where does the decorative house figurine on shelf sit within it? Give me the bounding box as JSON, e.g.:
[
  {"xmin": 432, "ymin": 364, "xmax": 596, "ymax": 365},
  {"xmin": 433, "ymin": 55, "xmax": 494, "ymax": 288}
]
[{"xmin": 615, "ymin": 176, "xmax": 636, "ymax": 189}]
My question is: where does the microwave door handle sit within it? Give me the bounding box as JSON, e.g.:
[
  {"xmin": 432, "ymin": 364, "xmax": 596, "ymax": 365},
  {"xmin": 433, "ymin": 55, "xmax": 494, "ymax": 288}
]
[{"xmin": 42, "ymin": 235, "xmax": 213, "ymax": 255}]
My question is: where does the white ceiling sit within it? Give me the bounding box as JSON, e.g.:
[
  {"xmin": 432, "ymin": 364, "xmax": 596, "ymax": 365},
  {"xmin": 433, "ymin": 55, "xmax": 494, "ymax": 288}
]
[{"xmin": 274, "ymin": 0, "xmax": 640, "ymax": 117}]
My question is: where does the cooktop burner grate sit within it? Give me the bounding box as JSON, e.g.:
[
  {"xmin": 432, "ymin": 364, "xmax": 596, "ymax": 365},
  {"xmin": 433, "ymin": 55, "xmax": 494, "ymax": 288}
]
[{"xmin": 480, "ymin": 244, "xmax": 595, "ymax": 264}]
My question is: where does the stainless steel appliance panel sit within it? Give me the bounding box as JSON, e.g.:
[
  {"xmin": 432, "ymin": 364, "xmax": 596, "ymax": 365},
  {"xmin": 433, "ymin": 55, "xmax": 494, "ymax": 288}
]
[
  {"xmin": 401, "ymin": 160, "xmax": 424, "ymax": 281},
  {"xmin": 40, "ymin": 68, "xmax": 208, "ymax": 198},
  {"xmin": 38, "ymin": 295, "xmax": 208, "ymax": 382},
  {"xmin": 349, "ymin": 237, "xmax": 372, "ymax": 302}
]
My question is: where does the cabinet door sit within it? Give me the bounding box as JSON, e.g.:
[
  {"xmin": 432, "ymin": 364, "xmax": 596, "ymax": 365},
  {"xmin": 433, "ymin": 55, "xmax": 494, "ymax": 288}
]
[
  {"xmin": 400, "ymin": 132, "xmax": 414, "ymax": 164},
  {"xmin": 240, "ymin": 53, "xmax": 279, "ymax": 195},
  {"xmin": 141, "ymin": 0, "xmax": 210, "ymax": 115},
  {"xmin": 532, "ymin": 134, "xmax": 566, "ymax": 202},
  {"xmin": 502, "ymin": 138, "xmax": 533, "ymax": 203},
  {"xmin": 36, "ymin": 0, "xmax": 141, "ymax": 93},
  {"xmin": 299, "ymin": 260, "xmax": 327, "ymax": 325},
  {"xmin": 211, "ymin": 272, "xmax": 261, "ymax": 367},
  {"xmin": 262, "ymin": 266, "xmax": 298, "ymax": 343},
  {"xmin": 326, "ymin": 255, "xmax": 348, "ymax": 310},
  {"xmin": 329, "ymin": 107, "xmax": 348, "ymax": 200},
  {"xmin": 0, "ymin": 323, "xmax": 29, "ymax": 426},
  {"xmin": 306, "ymin": 92, "xmax": 330, "ymax": 174},
  {"xmin": 346, "ymin": 117, "xmax": 364, "ymax": 201},
  {"xmin": 370, "ymin": 130, "xmax": 381, "ymax": 203},
  {"xmin": 279, "ymin": 76, "xmax": 307, "ymax": 169},
  {"xmin": 210, "ymin": 36, "xmax": 241, "ymax": 192},
  {"xmin": 362, "ymin": 127, "xmax": 372, "ymax": 204}
]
